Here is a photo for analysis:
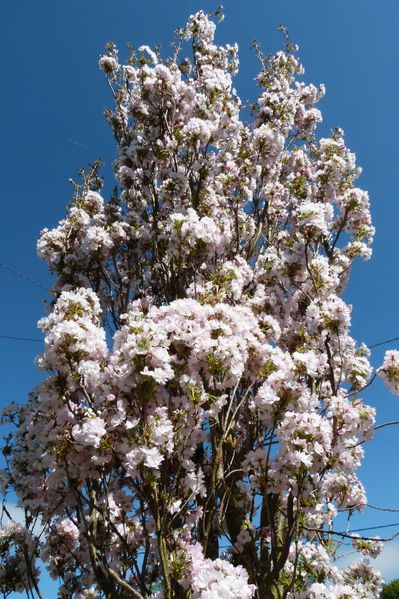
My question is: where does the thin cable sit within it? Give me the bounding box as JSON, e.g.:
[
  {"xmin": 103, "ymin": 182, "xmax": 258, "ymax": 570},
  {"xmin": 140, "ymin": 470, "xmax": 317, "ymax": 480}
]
[
  {"xmin": 368, "ymin": 336, "xmax": 399, "ymax": 349},
  {"xmin": 2, "ymin": 259, "xmax": 399, "ymax": 346},
  {"xmin": 366, "ymin": 504, "xmax": 399, "ymax": 513},
  {"xmin": 0, "ymin": 335, "xmax": 42, "ymax": 343},
  {"xmin": 0, "ymin": 261, "xmax": 49, "ymax": 291},
  {"xmin": 348, "ymin": 522, "xmax": 399, "ymax": 533},
  {"xmin": 1, "ymin": 260, "xmax": 399, "ymax": 354},
  {"xmin": 1, "ymin": 333, "xmax": 396, "ymax": 350}
]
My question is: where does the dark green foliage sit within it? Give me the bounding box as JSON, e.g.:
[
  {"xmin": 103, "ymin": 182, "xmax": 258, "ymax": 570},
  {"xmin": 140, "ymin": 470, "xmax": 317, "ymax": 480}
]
[{"xmin": 382, "ymin": 579, "xmax": 399, "ymax": 599}]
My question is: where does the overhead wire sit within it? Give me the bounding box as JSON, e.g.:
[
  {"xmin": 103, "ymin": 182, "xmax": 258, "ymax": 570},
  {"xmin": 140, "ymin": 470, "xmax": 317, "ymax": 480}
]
[
  {"xmin": 368, "ymin": 336, "xmax": 399, "ymax": 349},
  {"xmin": 0, "ymin": 260, "xmax": 47, "ymax": 344},
  {"xmin": 0, "ymin": 260, "xmax": 399, "ymax": 354},
  {"xmin": 0, "ymin": 335, "xmax": 42, "ymax": 343},
  {"xmin": 0, "ymin": 260, "xmax": 49, "ymax": 291},
  {"xmin": 348, "ymin": 522, "xmax": 399, "ymax": 533}
]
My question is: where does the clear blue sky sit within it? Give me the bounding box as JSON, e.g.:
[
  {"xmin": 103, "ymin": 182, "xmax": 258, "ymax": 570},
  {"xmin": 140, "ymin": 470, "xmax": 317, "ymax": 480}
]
[{"xmin": 1, "ymin": 0, "xmax": 399, "ymax": 587}]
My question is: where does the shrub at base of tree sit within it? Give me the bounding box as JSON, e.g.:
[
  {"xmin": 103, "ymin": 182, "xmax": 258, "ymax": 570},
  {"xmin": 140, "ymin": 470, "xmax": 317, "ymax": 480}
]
[{"xmin": 382, "ymin": 580, "xmax": 399, "ymax": 599}]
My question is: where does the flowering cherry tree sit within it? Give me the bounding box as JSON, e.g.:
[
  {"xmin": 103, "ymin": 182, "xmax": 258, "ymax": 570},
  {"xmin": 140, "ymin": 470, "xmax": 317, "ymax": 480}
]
[{"xmin": 1, "ymin": 9, "xmax": 398, "ymax": 599}]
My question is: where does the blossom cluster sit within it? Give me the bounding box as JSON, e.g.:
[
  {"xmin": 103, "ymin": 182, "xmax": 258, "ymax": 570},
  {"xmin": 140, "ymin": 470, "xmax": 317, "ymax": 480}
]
[
  {"xmin": 0, "ymin": 523, "xmax": 39, "ymax": 595},
  {"xmin": 183, "ymin": 542, "xmax": 256, "ymax": 598}
]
